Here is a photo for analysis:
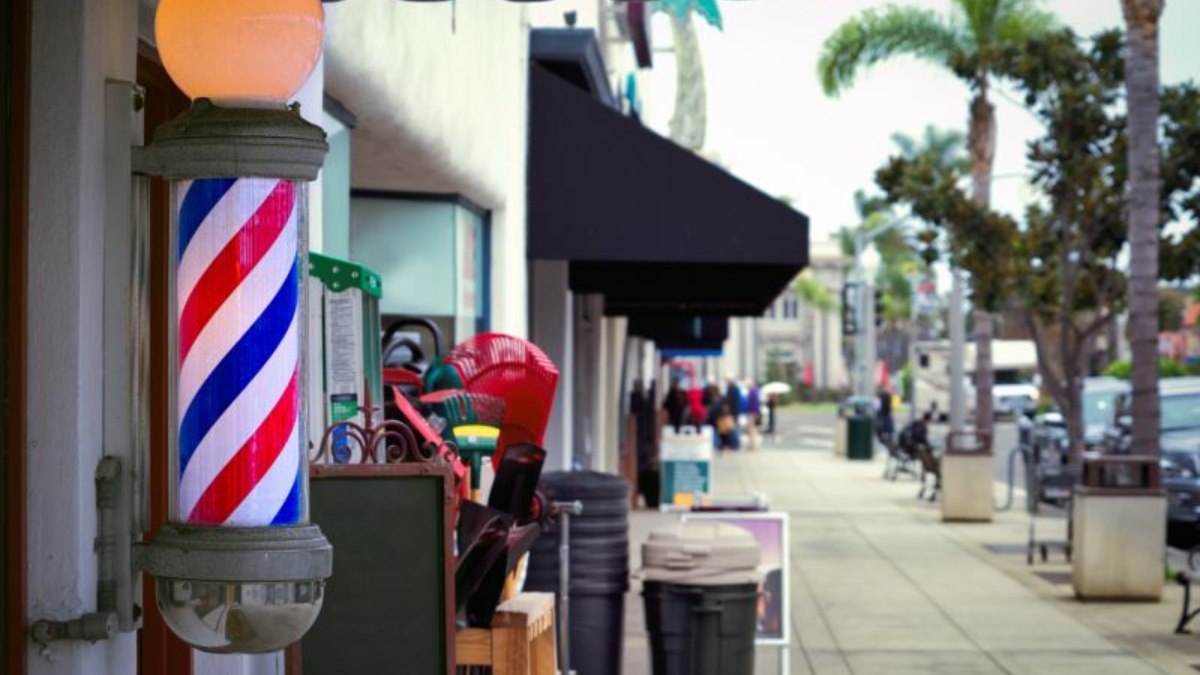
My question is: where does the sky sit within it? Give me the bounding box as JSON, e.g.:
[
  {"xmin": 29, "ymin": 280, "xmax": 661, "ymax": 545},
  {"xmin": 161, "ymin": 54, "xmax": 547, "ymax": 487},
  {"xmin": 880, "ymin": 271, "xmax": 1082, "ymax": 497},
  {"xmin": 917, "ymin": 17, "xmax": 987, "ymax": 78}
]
[{"xmin": 641, "ymin": 0, "xmax": 1200, "ymax": 244}]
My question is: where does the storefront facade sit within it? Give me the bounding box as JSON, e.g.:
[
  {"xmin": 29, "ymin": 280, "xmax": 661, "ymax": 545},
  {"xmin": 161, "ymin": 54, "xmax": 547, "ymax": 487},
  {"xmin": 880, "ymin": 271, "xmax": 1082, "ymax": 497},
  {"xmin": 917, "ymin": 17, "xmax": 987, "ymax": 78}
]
[{"xmin": 14, "ymin": 2, "xmax": 532, "ymax": 674}]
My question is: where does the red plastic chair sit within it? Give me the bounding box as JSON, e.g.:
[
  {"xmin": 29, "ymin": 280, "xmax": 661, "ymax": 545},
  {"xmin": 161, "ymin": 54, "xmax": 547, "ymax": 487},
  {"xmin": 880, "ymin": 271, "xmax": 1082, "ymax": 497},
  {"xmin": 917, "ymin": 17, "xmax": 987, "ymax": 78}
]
[{"xmin": 439, "ymin": 333, "xmax": 559, "ymax": 466}]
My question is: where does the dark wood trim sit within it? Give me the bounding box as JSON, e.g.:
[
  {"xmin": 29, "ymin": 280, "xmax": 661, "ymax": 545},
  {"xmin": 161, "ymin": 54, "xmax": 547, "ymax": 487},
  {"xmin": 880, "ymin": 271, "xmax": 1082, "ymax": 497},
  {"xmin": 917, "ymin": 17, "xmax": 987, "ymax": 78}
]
[
  {"xmin": 136, "ymin": 43, "xmax": 193, "ymax": 675},
  {"xmin": 4, "ymin": 0, "xmax": 30, "ymax": 671},
  {"xmin": 349, "ymin": 189, "xmax": 488, "ymax": 220},
  {"xmin": 306, "ymin": 462, "xmax": 457, "ymax": 675}
]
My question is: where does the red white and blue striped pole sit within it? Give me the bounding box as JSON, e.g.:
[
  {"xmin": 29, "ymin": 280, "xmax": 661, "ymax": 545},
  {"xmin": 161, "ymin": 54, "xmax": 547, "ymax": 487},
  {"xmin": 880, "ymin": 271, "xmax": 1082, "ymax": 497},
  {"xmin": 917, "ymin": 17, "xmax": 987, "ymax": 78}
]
[
  {"xmin": 136, "ymin": 0, "xmax": 332, "ymax": 654},
  {"xmin": 173, "ymin": 177, "xmax": 305, "ymax": 527}
]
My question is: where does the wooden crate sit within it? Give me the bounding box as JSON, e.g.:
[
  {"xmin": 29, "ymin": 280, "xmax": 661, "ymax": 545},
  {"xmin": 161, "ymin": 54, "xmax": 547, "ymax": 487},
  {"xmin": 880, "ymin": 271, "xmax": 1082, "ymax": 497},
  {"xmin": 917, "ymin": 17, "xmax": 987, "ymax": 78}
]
[{"xmin": 456, "ymin": 593, "xmax": 557, "ymax": 675}]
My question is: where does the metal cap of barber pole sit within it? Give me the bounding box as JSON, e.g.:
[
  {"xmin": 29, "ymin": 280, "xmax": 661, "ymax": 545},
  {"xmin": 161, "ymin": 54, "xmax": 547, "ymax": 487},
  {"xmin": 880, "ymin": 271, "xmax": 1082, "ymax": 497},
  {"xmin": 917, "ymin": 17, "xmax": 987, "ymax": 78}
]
[{"xmin": 133, "ymin": 99, "xmax": 328, "ymax": 181}]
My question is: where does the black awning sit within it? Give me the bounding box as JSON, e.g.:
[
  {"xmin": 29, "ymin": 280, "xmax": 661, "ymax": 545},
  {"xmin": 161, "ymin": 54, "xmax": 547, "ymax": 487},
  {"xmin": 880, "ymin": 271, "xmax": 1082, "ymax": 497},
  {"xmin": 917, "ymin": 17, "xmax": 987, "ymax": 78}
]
[
  {"xmin": 627, "ymin": 314, "xmax": 728, "ymax": 351},
  {"xmin": 571, "ymin": 262, "xmax": 797, "ymax": 316},
  {"xmin": 527, "ymin": 65, "xmax": 809, "ymax": 315}
]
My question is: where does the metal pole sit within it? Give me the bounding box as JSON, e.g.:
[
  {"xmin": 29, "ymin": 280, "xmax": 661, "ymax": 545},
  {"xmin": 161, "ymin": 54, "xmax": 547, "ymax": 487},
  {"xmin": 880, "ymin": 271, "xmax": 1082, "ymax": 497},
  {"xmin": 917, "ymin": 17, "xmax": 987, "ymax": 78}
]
[
  {"xmin": 559, "ymin": 510, "xmax": 571, "ymax": 675},
  {"xmin": 949, "ymin": 268, "xmax": 967, "ymax": 433},
  {"xmin": 553, "ymin": 500, "xmax": 583, "ymax": 675},
  {"xmin": 909, "ymin": 273, "xmax": 919, "ymax": 425},
  {"xmin": 864, "ymin": 275, "xmax": 877, "ymax": 400},
  {"xmin": 854, "ymin": 229, "xmax": 867, "ymax": 398}
]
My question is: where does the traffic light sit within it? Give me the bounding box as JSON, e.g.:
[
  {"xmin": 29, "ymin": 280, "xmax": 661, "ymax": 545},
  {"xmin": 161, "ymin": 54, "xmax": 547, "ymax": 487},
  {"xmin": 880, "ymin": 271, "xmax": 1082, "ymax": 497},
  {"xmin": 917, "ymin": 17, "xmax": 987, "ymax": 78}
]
[
  {"xmin": 841, "ymin": 282, "xmax": 858, "ymax": 336},
  {"xmin": 874, "ymin": 288, "xmax": 884, "ymax": 327}
]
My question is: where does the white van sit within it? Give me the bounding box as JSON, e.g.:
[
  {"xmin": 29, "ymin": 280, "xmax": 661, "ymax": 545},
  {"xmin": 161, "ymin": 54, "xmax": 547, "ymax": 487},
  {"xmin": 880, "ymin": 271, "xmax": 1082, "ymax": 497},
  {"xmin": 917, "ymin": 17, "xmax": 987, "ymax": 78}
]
[{"xmin": 914, "ymin": 340, "xmax": 1040, "ymax": 420}]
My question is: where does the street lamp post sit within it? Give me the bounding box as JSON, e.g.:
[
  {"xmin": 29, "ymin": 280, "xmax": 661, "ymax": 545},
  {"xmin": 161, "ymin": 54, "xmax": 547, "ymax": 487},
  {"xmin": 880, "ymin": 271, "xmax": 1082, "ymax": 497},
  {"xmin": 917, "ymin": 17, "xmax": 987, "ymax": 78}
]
[
  {"xmin": 909, "ymin": 272, "xmax": 920, "ymax": 426},
  {"xmin": 851, "ymin": 217, "xmax": 904, "ymax": 399},
  {"xmin": 949, "ymin": 270, "xmax": 967, "ymax": 434},
  {"xmin": 861, "ymin": 244, "xmax": 882, "ymax": 400}
]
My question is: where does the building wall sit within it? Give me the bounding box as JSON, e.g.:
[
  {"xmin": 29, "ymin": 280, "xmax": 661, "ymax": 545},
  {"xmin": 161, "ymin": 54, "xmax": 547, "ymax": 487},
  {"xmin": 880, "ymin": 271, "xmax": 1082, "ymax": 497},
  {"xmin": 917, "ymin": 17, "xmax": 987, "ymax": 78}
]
[
  {"xmin": 26, "ymin": 0, "xmax": 139, "ymax": 672},
  {"xmin": 808, "ymin": 239, "xmax": 848, "ymax": 390},
  {"xmin": 324, "ymin": 2, "xmax": 529, "ymax": 336}
]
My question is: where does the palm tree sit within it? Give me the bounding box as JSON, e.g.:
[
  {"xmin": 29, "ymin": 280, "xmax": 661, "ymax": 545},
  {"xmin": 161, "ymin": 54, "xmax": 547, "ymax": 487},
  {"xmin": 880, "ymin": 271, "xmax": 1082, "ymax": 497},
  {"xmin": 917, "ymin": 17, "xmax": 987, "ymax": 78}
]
[
  {"xmin": 818, "ymin": 0, "xmax": 1056, "ymax": 439},
  {"xmin": 657, "ymin": 0, "xmax": 723, "ymax": 150},
  {"xmin": 1121, "ymin": 0, "xmax": 1165, "ymax": 457},
  {"xmin": 795, "ymin": 270, "xmax": 836, "ymax": 313},
  {"xmin": 891, "ymin": 126, "xmax": 971, "ymax": 175}
]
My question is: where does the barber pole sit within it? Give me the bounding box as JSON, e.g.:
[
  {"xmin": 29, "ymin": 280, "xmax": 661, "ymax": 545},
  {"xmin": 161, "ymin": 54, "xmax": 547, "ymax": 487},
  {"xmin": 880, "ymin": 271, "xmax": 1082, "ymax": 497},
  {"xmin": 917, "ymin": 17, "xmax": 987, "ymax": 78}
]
[{"xmin": 175, "ymin": 177, "xmax": 303, "ymax": 527}]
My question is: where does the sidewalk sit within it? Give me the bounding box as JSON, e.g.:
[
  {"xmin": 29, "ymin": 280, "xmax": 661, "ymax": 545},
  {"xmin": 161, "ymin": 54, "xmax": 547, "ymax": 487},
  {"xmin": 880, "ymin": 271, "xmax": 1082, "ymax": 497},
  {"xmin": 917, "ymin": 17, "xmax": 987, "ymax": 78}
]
[{"xmin": 620, "ymin": 440, "xmax": 1200, "ymax": 675}]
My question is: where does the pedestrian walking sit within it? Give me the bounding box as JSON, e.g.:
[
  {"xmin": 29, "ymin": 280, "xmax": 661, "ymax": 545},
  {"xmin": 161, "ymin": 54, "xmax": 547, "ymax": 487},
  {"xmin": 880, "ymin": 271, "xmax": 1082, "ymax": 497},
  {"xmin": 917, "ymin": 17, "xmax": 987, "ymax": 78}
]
[
  {"xmin": 724, "ymin": 377, "xmax": 743, "ymax": 450},
  {"xmin": 746, "ymin": 381, "xmax": 762, "ymax": 450},
  {"xmin": 765, "ymin": 393, "xmax": 778, "ymax": 438},
  {"xmin": 876, "ymin": 387, "xmax": 895, "ymax": 448},
  {"xmin": 664, "ymin": 381, "xmax": 688, "ymax": 432}
]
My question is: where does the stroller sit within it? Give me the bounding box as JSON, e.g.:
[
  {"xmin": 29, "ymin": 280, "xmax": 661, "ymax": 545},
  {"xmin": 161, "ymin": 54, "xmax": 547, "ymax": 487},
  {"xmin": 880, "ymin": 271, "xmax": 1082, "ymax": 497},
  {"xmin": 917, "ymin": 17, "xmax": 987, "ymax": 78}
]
[
  {"xmin": 883, "ymin": 419, "xmax": 919, "ymax": 481},
  {"xmin": 894, "ymin": 418, "xmax": 939, "ymax": 500}
]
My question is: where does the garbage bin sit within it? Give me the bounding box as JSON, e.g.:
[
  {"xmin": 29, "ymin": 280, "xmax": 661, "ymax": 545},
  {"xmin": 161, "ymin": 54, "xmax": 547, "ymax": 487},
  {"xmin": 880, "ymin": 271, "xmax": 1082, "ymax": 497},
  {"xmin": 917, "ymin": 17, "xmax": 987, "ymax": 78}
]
[
  {"xmin": 841, "ymin": 396, "xmax": 875, "ymax": 461},
  {"xmin": 641, "ymin": 522, "xmax": 761, "ymax": 675},
  {"xmin": 525, "ymin": 471, "xmax": 630, "ymax": 675},
  {"xmin": 847, "ymin": 414, "xmax": 874, "ymax": 461}
]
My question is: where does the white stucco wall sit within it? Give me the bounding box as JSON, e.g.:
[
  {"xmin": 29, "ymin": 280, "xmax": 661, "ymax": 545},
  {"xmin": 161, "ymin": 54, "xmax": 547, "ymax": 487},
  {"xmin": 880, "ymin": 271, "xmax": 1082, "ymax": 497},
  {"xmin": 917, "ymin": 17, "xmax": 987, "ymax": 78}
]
[
  {"xmin": 27, "ymin": 0, "xmax": 139, "ymax": 672},
  {"xmin": 324, "ymin": 2, "xmax": 529, "ymax": 336},
  {"xmin": 27, "ymin": 3, "xmax": 322, "ymax": 673}
]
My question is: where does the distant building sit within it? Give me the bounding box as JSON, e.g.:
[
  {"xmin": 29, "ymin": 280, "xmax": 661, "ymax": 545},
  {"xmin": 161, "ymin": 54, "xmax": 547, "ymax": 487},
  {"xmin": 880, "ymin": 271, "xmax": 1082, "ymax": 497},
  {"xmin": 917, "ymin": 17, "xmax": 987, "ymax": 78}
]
[{"xmin": 725, "ymin": 238, "xmax": 848, "ymax": 391}]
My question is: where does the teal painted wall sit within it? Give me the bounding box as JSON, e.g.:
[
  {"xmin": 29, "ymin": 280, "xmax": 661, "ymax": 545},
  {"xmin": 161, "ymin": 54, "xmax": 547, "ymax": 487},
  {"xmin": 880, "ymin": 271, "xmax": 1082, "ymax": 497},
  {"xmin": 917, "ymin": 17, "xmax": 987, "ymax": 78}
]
[
  {"xmin": 350, "ymin": 197, "xmax": 456, "ymax": 316},
  {"xmin": 321, "ymin": 127, "xmax": 352, "ymax": 259}
]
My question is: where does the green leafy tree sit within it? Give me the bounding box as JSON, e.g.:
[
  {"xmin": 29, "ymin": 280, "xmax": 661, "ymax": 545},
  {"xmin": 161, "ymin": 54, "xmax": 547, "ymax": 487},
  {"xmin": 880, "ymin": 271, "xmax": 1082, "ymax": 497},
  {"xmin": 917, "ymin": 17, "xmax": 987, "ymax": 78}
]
[
  {"xmin": 879, "ymin": 28, "xmax": 1200, "ymax": 459},
  {"xmin": 795, "ymin": 270, "xmax": 836, "ymax": 313},
  {"xmin": 819, "ymin": 0, "xmax": 1057, "ymax": 438},
  {"xmin": 839, "ymin": 128, "xmax": 965, "ymax": 328}
]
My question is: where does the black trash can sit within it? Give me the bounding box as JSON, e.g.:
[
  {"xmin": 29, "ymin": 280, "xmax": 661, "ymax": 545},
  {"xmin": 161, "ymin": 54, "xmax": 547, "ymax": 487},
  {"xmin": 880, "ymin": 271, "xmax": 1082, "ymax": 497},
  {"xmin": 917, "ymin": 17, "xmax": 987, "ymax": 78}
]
[
  {"xmin": 643, "ymin": 582, "xmax": 758, "ymax": 675},
  {"xmin": 641, "ymin": 522, "xmax": 761, "ymax": 675},
  {"xmin": 524, "ymin": 471, "xmax": 630, "ymax": 675},
  {"xmin": 847, "ymin": 414, "xmax": 875, "ymax": 461}
]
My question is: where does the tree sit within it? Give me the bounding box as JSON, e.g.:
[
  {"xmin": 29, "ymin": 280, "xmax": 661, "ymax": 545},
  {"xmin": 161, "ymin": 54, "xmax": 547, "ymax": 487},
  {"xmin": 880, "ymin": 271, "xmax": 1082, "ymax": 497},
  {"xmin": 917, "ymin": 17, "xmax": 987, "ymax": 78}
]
[
  {"xmin": 1121, "ymin": 0, "xmax": 1165, "ymax": 457},
  {"xmin": 838, "ymin": 127, "xmax": 965, "ymax": 352},
  {"xmin": 657, "ymin": 0, "xmax": 723, "ymax": 150},
  {"xmin": 795, "ymin": 270, "xmax": 836, "ymax": 313},
  {"xmin": 879, "ymin": 28, "xmax": 1200, "ymax": 459},
  {"xmin": 819, "ymin": 0, "xmax": 1057, "ymax": 440}
]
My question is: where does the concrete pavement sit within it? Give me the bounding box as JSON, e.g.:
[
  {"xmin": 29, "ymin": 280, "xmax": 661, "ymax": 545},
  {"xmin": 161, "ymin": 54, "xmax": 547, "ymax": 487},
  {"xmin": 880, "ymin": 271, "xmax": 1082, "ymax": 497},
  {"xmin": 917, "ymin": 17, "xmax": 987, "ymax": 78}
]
[{"xmin": 619, "ymin": 421, "xmax": 1200, "ymax": 675}]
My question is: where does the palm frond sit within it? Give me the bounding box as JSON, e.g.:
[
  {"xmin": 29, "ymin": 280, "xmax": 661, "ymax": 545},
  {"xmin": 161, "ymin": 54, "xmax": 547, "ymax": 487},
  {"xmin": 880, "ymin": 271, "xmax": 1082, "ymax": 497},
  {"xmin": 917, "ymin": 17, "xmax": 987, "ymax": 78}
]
[
  {"xmin": 818, "ymin": 5, "xmax": 962, "ymax": 96},
  {"xmin": 993, "ymin": 1, "xmax": 1057, "ymax": 47},
  {"xmin": 890, "ymin": 131, "xmax": 918, "ymax": 158},
  {"xmin": 891, "ymin": 126, "xmax": 969, "ymax": 173},
  {"xmin": 950, "ymin": 0, "xmax": 1000, "ymax": 45},
  {"xmin": 795, "ymin": 271, "xmax": 836, "ymax": 312},
  {"xmin": 656, "ymin": 0, "xmax": 723, "ymax": 31},
  {"xmin": 950, "ymin": 0, "xmax": 1056, "ymax": 49}
]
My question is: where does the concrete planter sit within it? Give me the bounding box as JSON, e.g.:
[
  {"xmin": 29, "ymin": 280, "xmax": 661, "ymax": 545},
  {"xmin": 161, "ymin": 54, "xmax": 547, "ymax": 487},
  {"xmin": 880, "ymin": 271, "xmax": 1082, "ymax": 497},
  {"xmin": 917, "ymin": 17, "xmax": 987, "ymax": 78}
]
[
  {"xmin": 1072, "ymin": 489, "xmax": 1166, "ymax": 600},
  {"xmin": 941, "ymin": 452, "xmax": 994, "ymax": 522}
]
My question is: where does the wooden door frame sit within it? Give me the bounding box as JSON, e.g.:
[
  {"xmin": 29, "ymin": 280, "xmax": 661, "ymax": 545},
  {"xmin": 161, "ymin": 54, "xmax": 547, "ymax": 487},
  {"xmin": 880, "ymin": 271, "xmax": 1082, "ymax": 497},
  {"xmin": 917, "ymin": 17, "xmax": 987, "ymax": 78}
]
[
  {"xmin": 3, "ymin": 0, "xmax": 30, "ymax": 672},
  {"xmin": 136, "ymin": 42, "xmax": 194, "ymax": 675}
]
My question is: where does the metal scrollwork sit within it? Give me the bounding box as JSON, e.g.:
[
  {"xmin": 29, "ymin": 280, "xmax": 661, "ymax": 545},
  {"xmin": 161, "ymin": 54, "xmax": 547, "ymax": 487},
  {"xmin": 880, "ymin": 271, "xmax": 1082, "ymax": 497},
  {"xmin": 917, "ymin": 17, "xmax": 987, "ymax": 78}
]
[{"xmin": 310, "ymin": 389, "xmax": 454, "ymax": 466}]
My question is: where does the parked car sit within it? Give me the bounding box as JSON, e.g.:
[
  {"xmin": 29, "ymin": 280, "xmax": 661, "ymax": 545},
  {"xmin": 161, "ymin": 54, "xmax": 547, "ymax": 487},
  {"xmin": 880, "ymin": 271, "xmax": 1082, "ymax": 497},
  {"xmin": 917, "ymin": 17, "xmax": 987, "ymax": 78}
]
[
  {"xmin": 1105, "ymin": 378, "xmax": 1200, "ymax": 528},
  {"xmin": 1081, "ymin": 377, "xmax": 1128, "ymax": 451},
  {"xmin": 1017, "ymin": 377, "xmax": 1127, "ymax": 455}
]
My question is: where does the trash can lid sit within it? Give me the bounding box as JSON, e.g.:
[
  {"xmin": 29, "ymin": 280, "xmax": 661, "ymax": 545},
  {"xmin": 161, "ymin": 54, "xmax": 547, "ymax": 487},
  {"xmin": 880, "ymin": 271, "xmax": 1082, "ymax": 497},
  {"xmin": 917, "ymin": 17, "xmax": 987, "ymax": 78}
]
[{"xmin": 641, "ymin": 522, "xmax": 761, "ymax": 586}]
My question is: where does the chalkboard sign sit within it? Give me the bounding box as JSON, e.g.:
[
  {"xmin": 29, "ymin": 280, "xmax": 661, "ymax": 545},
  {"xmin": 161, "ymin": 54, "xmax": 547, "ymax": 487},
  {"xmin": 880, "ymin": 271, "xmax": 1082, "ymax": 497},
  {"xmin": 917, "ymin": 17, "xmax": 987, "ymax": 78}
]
[{"xmin": 298, "ymin": 464, "xmax": 455, "ymax": 675}]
